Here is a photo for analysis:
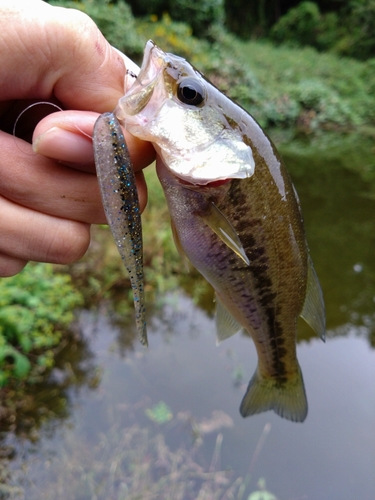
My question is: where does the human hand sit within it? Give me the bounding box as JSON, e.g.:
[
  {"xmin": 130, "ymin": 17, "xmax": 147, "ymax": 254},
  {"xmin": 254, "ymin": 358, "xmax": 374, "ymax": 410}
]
[{"xmin": 0, "ymin": 0, "xmax": 155, "ymax": 277}]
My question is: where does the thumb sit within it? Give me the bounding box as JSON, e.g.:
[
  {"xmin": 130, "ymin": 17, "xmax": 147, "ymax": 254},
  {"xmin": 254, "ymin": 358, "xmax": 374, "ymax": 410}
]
[{"xmin": 0, "ymin": 0, "xmax": 130, "ymax": 112}]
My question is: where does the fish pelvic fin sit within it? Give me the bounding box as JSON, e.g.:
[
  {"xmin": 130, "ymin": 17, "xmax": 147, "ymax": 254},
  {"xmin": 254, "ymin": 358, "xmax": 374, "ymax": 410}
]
[
  {"xmin": 171, "ymin": 220, "xmax": 191, "ymax": 272},
  {"xmin": 239, "ymin": 365, "xmax": 308, "ymax": 423},
  {"xmin": 300, "ymin": 255, "xmax": 326, "ymax": 342},
  {"xmin": 215, "ymin": 293, "xmax": 243, "ymax": 344},
  {"xmin": 201, "ymin": 202, "xmax": 250, "ymax": 266}
]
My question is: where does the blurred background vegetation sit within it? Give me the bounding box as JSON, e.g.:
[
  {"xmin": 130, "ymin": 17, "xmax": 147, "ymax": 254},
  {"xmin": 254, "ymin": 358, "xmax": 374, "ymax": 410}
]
[
  {"xmin": 1, "ymin": 0, "xmax": 375, "ymax": 397},
  {"xmin": 47, "ymin": 0, "xmax": 375, "ymax": 132},
  {"xmin": 45, "ymin": 0, "xmax": 375, "ymax": 61},
  {"xmin": 51, "ymin": 0, "xmax": 375, "ymax": 61}
]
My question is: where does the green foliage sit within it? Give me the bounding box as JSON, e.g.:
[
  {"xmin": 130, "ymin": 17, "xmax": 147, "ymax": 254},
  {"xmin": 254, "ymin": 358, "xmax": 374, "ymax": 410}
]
[
  {"xmin": 218, "ymin": 38, "xmax": 374, "ymax": 130},
  {"xmin": 340, "ymin": 0, "xmax": 375, "ymax": 60},
  {"xmin": 269, "ymin": 2, "xmax": 338, "ymax": 53},
  {"xmin": 127, "ymin": 0, "xmax": 224, "ymax": 38},
  {"xmin": 0, "ymin": 345, "xmax": 31, "ymax": 386},
  {"xmin": 125, "ymin": 0, "xmax": 167, "ymax": 17},
  {"xmin": 271, "ymin": 1, "xmax": 321, "ymax": 47},
  {"xmin": 48, "ymin": 0, "xmax": 144, "ymax": 57},
  {"xmin": 269, "ymin": 0, "xmax": 375, "ymax": 60},
  {"xmin": 289, "ymin": 79, "xmax": 361, "ymax": 129},
  {"xmin": 145, "ymin": 401, "xmax": 173, "ymax": 424},
  {"xmin": 169, "ymin": 0, "xmax": 224, "ymax": 38},
  {"xmin": 136, "ymin": 13, "xmax": 204, "ymax": 59},
  {"xmin": 0, "ymin": 264, "xmax": 83, "ymax": 386},
  {"xmin": 46, "ymin": 0, "xmax": 375, "ymax": 62},
  {"xmin": 224, "ymin": 0, "xmax": 280, "ymax": 39}
]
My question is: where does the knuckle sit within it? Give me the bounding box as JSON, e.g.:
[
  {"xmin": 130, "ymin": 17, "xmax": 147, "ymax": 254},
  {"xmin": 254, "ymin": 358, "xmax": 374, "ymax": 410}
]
[{"xmin": 45, "ymin": 222, "xmax": 91, "ymax": 265}]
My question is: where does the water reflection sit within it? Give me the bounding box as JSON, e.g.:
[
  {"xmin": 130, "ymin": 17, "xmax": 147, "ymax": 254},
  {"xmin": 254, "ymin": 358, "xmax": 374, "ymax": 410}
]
[
  {"xmin": 282, "ymin": 137, "xmax": 375, "ymax": 344},
  {"xmin": 1, "ymin": 294, "xmax": 374, "ymax": 499},
  {"xmin": 0, "ymin": 330, "xmax": 98, "ymax": 461}
]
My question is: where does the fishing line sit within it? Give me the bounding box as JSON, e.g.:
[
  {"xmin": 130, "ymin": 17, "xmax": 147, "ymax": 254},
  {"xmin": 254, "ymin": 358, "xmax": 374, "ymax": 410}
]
[
  {"xmin": 13, "ymin": 101, "xmax": 63, "ymax": 155},
  {"xmin": 74, "ymin": 125, "xmax": 92, "ymax": 141},
  {"xmin": 124, "ymin": 68, "xmax": 138, "ymax": 96},
  {"xmin": 13, "ymin": 101, "xmax": 96, "ymax": 158}
]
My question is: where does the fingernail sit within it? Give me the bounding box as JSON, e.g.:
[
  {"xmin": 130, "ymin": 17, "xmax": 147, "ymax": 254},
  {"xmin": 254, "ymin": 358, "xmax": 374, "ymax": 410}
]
[{"xmin": 32, "ymin": 127, "xmax": 94, "ymax": 162}]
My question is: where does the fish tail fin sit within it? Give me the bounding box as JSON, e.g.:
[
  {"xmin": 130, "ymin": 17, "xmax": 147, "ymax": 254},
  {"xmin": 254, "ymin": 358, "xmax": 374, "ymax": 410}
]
[{"xmin": 239, "ymin": 365, "xmax": 308, "ymax": 422}]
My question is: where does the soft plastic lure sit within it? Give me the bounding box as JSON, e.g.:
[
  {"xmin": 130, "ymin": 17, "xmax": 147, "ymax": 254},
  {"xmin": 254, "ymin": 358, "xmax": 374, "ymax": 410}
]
[{"xmin": 93, "ymin": 112, "xmax": 147, "ymax": 346}]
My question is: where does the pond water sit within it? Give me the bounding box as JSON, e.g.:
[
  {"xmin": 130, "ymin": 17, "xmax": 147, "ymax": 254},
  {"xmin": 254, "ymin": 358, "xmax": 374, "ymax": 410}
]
[{"xmin": 1, "ymin": 134, "xmax": 375, "ymax": 499}]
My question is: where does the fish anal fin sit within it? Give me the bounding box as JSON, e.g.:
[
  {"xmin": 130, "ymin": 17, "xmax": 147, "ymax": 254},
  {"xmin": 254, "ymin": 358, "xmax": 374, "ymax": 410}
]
[
  {"xmin": 300, "ymin": 255, "xmax": 326, "ymax": 342},
  {"xmin": 240, "ymin": 365, "xmax": 308, "ymax": 422},
  {"xmin": 171, "ymin": 220, "xmax": 191, "ymax": 272},
  {"xmin": 201, "ymin": 202, "xmax": 250, "ymax": 266},
  {"xmin": 215, "ymin": 294, "xmax": 242, "ymax": 344}
]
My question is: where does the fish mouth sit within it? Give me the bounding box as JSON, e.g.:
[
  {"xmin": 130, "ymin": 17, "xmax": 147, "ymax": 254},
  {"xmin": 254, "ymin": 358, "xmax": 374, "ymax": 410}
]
[{"xmin": 115, "ymin": 40, "xmax": 167, "ymax": 120}]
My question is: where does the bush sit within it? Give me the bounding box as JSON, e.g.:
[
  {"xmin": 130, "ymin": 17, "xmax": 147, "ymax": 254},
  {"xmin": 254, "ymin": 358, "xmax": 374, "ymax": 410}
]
[
  {"xmin": 342, "ymin": 0, "xmax": 375, "ymax": 60},
  {"xmin": 269, "ymin": 0, "xmax": 375, "ymax": 61},
  {"xmin": 169, "ymin": 0, "xmax": 224, "ymax": 38},
  {"xmin": 270, "ymin": 2, "xmax": 344, "ymax": 55},
  {"xmin": 136, "ymin": 14, "xmax": 209, "ymax": 60},
  {"xmin": 0, "ymin": 264, "xmax": 83, "ymax": 386},
  {"xmin": 126, "ymin": 0, "xmax": 224, "ymax": 38},
  {"xmin": 270, "ymin": 2, "xmax": 321, "ymax": 47}
]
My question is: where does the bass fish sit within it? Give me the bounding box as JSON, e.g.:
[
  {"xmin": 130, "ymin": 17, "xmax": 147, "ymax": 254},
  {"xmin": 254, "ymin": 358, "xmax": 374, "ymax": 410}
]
[{"xmin": 113, "ymin": 40, "xmax": 325, "ymax": 422}]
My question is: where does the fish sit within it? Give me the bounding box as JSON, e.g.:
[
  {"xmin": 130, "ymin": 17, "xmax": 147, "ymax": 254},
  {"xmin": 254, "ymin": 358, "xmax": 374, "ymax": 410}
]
[
  {"xmin": 93, "ymin": 112, "xmax": 147, "ymax": 346},
  {"xmin": 114, "ymin": 40, "xmax": 326, "ymax": 422}
]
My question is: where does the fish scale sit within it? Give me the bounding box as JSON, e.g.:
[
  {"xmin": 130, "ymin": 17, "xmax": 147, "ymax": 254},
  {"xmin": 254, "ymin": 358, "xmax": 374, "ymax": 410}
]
[{"xmin": 224, "ymin": 177, "xmax": 305, "ymax": 364}]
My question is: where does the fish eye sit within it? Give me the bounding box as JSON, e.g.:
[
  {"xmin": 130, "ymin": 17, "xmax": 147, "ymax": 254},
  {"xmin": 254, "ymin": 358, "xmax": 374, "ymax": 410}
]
[{"xmin": 177, "ymin": 78, "xmax": 205, "ymax": 106}]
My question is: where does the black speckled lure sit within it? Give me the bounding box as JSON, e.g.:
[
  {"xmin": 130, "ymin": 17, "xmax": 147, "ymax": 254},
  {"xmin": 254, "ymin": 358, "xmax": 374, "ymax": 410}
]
[{"xmin": 93, "ymin": 112, "xmax": 147, "ymax": 346}]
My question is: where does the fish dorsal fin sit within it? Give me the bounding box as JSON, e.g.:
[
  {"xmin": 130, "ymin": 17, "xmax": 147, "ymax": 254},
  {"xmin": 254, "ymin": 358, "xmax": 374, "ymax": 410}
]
[
  {"xmin": 215, "ymin": 293, "xmax": 243, "ymax": 344},
  {"xmin": 300, "ymin": 255, "xmax": 326, "ymax": 342},
  {"xmin": 171, "ymin": 219, "xmax": 191, "ymax": 272},
  {"xmin": 201, "ymin": 202, "xmax": 250, "ymax": 266}
]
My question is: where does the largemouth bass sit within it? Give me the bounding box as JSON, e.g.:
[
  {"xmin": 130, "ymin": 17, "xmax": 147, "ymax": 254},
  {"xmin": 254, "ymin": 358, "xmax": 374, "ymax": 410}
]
[{"xmin": 114, "ymin": 41, "xmax": 325, "ymax": 422}]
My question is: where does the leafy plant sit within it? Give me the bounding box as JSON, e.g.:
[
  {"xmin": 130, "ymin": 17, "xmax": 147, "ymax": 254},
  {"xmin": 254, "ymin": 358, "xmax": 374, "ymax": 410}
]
[
  {"xmin": 136, "ymin": 13, "xmax": 209, "ymax": 60},
  {"xmin": 270, "ymin": 1, "xmax": 321, "ymax": 47},
  {"xmin": 342, "ymin": 0, "xmax": 375, "ymax": 60},
  {"xmin": 169, "ymin": 0, "xmax": 225, "ymax": 37},
  {"xmin": 145, "ymin": 401, "xmax": 173, "ymax": 424},
  {"xmin": 126, "ymin": 0, "xmax": 224, "ymax": 38},
  {"xmin": 0, "ymin": 263, "xmax": 83, "ymax": 386}
]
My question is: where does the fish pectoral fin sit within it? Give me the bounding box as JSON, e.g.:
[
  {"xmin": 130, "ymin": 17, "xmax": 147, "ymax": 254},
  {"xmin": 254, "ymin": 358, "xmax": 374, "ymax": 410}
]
[
  {"xmin": 215, "ymin": 294, "xmax": 243, "ymax": 344},
  {"xmin": 201, "ymin": 202, "xmax": 250, "ymax": 266},
  {"xmin": 171, "ymin": 220, "xmax": 191, "ymax": 272},
  {"xmin": 240, "ymin": 365, "xmax": 308, "ymax": 422},
  {"xmin": 300, "ymin": 255, "xmax": 326, "ymax": 342}
]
